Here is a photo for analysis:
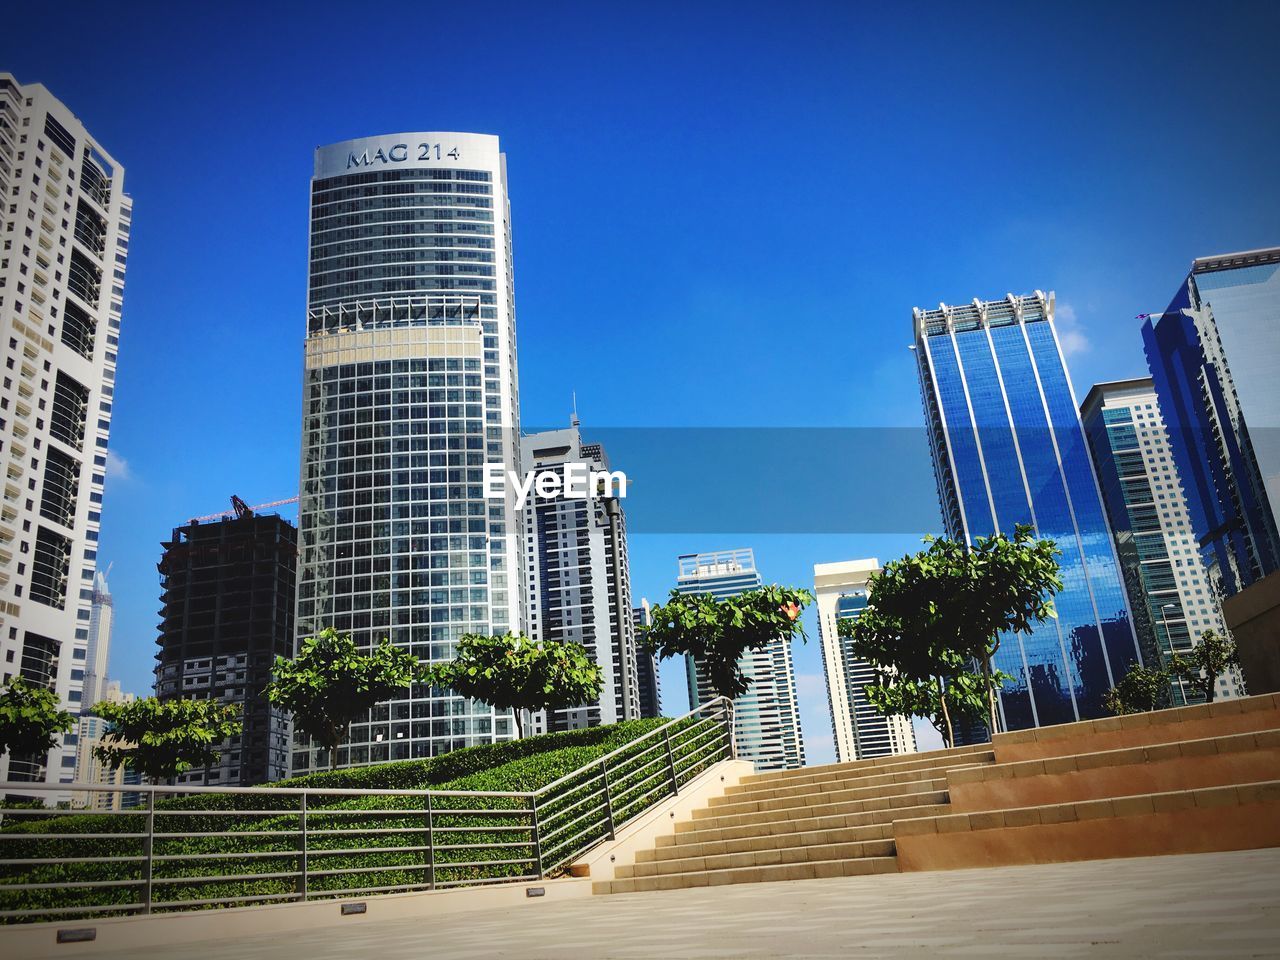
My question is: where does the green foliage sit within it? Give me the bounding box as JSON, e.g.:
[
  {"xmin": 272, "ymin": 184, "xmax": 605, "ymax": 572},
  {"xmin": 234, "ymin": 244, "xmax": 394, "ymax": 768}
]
[
  {"xmin": 424, "ymin": 633, "xmax": 603, "ymax": 737},
  {"xmin": 0, "ymin": 677, "xmax": 74, "ymax": 760},
  {"xmin": 841, "ymin": 525, "xmax": 1061, "ymax": 739},
  {"xmin": 1103, "ymin": 664, "xmax": 1173, "ymax": 715},
  {"xmin": 642, "ymin": 584, "xmax": 813, "ymax": 698},
  {"xmin": 92, "ymin": 697, "xmax": 242, "ymax": 783},
  {"xmin": 0, "ymin": 716, "xmax": 734, "ymax": 922},
  {"xmin": 1170, "ymin": 629, "xmax": 1240, "ymax": 704},
  {"xmin": 265, "ymin": 628, "xmax": 425, "ymax": 769}
]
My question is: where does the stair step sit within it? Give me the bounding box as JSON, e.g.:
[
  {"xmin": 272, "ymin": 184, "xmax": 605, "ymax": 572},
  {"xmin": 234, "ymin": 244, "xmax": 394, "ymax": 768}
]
[
  {"xmin": 618, "ymin": 838, "xmax": 897, "ymax": 878},
  {"xmin": 738, "ymin": 744, "xmax": 994, "ymax": 788},
  {"xmin": 679, "ymin": 786, "xmax": 950, "ymax": 832},
  {"xmin": 659, "ymin": 800, "xmax": 951, "ymax": 847},
  {"xmin": 720, "ymin": 759, "xmax": 993, "ymax": 804},
  {"xmin": 596, "ymin": 855, "xmax": 900, "ymax": 893},
  {"xmin": 638, "ymin": 822, "xmax": 894, "ymax": 862},
  {"xmin": 699, "ymin": 776, "xmax": 953, "ymax": 818}
]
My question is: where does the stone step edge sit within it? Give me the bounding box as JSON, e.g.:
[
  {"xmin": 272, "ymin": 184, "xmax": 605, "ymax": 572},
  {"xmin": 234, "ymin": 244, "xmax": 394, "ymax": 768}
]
[
  {"xmin": 699, "ymin": 777, "xmax": 952, "ymax": 818},
  {"xmin": 895, "ymin": 779, "xmax": 1280, "ymax": 837},
  {"xmin": 661, "ymin": 801, "xmax": 952, "ymax": 846},
  {"xmin": 739, "ymin": 744, "xmax": 994, "ymax": 786},
  {"xmin": 638, "ymin": 823, "xmax": 894, "ymax": 862},
  {"xmin": 681, "ymin": 787, "xmax": 950, "ymax": 831},
  {"xmin": 595, "ymin": 855, "xmax": 900, "ymax": 894},
  {"xmin": 718, "ymin": 760, "xmax": 994, "ymax": 803},
  {"xmin": 618, "ymin": 838, "xmax": 897, "ymax": 879}
]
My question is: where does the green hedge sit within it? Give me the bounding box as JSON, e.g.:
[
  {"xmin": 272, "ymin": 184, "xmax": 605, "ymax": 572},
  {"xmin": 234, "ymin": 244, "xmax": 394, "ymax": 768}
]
[{"xmin": 0, "ymin": 714, "xmax": 731, "ymax": 923}]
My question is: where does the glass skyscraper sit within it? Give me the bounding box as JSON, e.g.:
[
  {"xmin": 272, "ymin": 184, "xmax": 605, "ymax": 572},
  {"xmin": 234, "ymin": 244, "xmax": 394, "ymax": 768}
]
[
  {"xmin": 914, "ymin": 292, "xmax": 1141, "ymax": 734},
  {"xmin": 293, "ymin": 134, "xmax": 524, "ymax": 773},
  {"xmin": 679, "ymin": 549, "xmax": 804, "ymax": 771},
  {"xmin": 1081, "ymin": 378, "xmax": 1242, "ymax": 704},
  {"xmin": 1142, "ymin": 247, "xmax": 1280, "ymax": 600}
]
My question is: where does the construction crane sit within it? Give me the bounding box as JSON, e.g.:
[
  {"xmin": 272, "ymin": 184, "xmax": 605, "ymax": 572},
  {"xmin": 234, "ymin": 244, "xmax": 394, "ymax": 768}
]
[{"xmin": 188, "ymin": 495, "xmax": 299, "ymax": 524}]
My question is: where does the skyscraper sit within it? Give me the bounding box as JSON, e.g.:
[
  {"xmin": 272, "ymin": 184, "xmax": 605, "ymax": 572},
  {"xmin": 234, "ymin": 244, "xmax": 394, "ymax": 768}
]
[
  {"xmin": 155, "ymin": 509, "xmax": 297, "ymax": 785},
  {"xmin": 294, "ymin": 134, "xmax": 524, "ymax": 772},
  {"xmin": 1142, "ymin": 248, "xmax": 1280, "ymax": 600},
  {"xmin": 522, "ymin": 422, "xmax": 637, "ymax": 732},
  {"xmin": 1082, "ymin": 379, "xmax": 1243, "ymax": 704},
  {"xmin": 914, "ymin": 292, "xmax": 1141, "ymax": 734},
  {"xmin": 72, "ymin": 679, "xmax": 134, "ymax": 810},
  {"xmin": 678, "ymin": 549, "xmax": 804, "ymax": 771},
  {"xmin": 633, "ymin": 599, "xmax": 663, "ymax": 719},
  {"xmin": 81, "ymin": 569, "xmax": 113, "ymax": 711},
  {"xmin": 814, "ymin": 559, "xmax": 916, "ymax": 761},
  {"xmin": 0, "ymin": 75, "xmax": 131, "ymax": 786}
]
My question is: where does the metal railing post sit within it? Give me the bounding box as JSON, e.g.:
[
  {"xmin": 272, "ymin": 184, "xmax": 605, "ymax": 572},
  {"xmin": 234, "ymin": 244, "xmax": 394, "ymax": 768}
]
[
  {"xmin": 142, "ymin": 791, "xmax": 155, "ymax": 915},
  {"xmin": 299, "ymin": 791, "xmax": 309, "ymax": 901},
  {"xmin": 600, "ymin": 759, "xmax": 616, "ymax": 840},
  {"xmin": 530, "ymin": 793, "xmax": 543, "ymax": 878},
  {"xmin": 426, "ymin": 792, "xmax": 436, "ymax": 890},
  {"xmin": 725, "ymin": 699, "xmax": 737, "ymax": 759},
  {"xmin": 664, "ymin": 728, "xmax": 679, "ymax": 796}
]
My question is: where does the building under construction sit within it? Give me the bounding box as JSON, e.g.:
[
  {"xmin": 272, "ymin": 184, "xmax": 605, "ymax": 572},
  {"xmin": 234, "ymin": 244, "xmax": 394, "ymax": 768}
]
[{"xmin": 155, "ymin": 498, "xmax": 297, "ymax": 786}]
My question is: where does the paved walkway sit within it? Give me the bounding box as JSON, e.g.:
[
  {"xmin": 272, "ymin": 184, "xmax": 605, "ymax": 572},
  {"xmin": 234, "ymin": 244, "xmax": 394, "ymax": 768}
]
[{"xmin": 96, "ymin": 849, "xmax": 1280, "ymax": 959}]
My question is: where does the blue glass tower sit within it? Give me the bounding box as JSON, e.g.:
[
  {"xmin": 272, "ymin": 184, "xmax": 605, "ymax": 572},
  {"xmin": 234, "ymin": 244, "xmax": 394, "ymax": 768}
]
[
  {"xmin": 1142, "ymin": 247, "xmax": 1280, "ymax": 600},
  {"xmin": 914, "ymin": 292, "xmax": 1141, "ymax": 734}
]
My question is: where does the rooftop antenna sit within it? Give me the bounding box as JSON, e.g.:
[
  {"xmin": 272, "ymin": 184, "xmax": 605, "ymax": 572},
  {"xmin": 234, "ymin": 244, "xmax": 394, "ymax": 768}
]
[{"xmin": 571, "ymin": 391, "xmax": 580, "ymax": 428}]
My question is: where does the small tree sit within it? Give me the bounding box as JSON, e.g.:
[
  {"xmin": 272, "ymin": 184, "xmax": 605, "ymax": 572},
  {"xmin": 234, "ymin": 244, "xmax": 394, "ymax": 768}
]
[
  {"xmin": 92, "ymin": 697, "xmax": 242, "ymax": 783},
  {"xmin": 842, "ymin": 526, "xmax": 1061, "ymax": 739},
  {"xmin": 424, "ymin": 633, "xmax": 603, "ymax": 738},
  {"xmin": 0, "ymin": 677, "xmax": 75, "ymax": 760},
  {"xmin": 1103, "ymin": 664, "xmax": 1172, "ymax": 715},
  {"xmin": 265, "ymin": 627, "xmax": 425, "ymax": 770},
  {"xmin": 1170, "ymin": 629, "xmax": 1240, "ymax": 704},
  {"xmin": 642, "ymin": 585, "xmax": 813, "ymax": 699}
]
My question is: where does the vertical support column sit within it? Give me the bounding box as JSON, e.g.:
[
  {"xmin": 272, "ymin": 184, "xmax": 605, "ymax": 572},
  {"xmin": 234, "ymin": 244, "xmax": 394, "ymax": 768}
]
[
  {"xmin": 298, "ymin": 791, "xmax": 309, "ymax": 901},
  {"xmin": 600, "ymin": 759, "xmax": 616, "ymax": 840},
  {"xmin": 530, "ymin": 793, "xmax": 543, "ymax": 878},
  {"xmin": 664, "ymin": 728, "xmax": 679, "ymax": 797},
  {"xmin": 426, "ymin": 792, "xmax": 436, "ymax": 891},
  {"xmin": 142, "ymin": 791, "xmax": 155, "ymax": 915}
]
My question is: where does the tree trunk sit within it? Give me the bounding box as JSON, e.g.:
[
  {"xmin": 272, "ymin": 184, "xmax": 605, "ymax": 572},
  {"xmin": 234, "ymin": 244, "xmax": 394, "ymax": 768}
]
[
  {"xmin": 981, "ymin": 652, "xmax": 998, "ymax": 738},
  {"xmin": 513, "ymin": 709, "xmax": 523, "ymax": 739},
  {"xmin": 938, "ymin": 681, "xmax": 955, "ymax": 749}
]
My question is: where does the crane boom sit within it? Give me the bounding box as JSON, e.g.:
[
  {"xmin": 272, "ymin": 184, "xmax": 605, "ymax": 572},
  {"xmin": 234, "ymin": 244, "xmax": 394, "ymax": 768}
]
[{"xmin": 188, "ymin": 495, "xmax": 299, "ymax": 524}]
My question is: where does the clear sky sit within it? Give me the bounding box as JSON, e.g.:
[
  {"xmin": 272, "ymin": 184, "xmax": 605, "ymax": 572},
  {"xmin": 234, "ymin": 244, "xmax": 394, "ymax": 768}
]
[{"xmin": 4, "ymin": 1, "xmax": 1278, "ymax": 763}]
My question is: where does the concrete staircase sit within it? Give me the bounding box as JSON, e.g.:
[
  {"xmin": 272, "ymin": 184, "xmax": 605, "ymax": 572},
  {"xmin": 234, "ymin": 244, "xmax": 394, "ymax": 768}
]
[{"xmin": 594, "ymin": 744, "xmax": 995, "ymax": 893}]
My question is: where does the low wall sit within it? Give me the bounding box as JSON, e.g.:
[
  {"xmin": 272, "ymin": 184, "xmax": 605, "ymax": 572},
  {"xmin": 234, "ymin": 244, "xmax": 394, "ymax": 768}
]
[
  {"xmin": 896, "ymin": 784, "xmax": 1280, "ymax": 872},
  {"xmin": 992, "ymin": 694, "xmax": 1280, "ymax": 763},
  {"xmin": 950, "ymin": 732, "xmax": 1280, "ymax": 812}
]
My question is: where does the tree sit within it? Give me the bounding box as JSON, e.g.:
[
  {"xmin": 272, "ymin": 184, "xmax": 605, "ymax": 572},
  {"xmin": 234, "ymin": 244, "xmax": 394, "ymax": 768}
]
[
  {"xmin": 641, "ymin": 585, "xmax": 813, "ymax": 699},
  {"xmin": 1103, "ymin": 664, "xmax": 1172, "ymax": 715},
  {"xmin": 424, "ymin": 633, "xmax": 603, "ymax": 738},
  {"xmin": 265, "ymin": 627, "xmax": 425, "ymax": 770},
  {"xmin": 0, "ymin": 677, "xmax": 75, "ymax": 760},
  {"xmin": 1170, "ymin": 629, "xmax": 1240, "ymax": 704},
  {"xmin": 92, "ymin": 697, "xmax": 242, "ymax": 783},
  {"xmin": 842, "ymin": 526, "xmax": 1061, "ymax": 739}
]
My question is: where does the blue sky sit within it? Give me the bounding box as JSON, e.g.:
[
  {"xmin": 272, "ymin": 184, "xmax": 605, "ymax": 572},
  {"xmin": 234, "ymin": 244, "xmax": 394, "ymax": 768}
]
[{"xmin": 4, "ymin": 1, "xmax": 1278, "ymax": 763}]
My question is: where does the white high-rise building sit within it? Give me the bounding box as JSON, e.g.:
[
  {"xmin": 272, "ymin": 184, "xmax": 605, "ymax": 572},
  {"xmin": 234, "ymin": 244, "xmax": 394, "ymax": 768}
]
[
  {"xmin": 814, "ymin": 559, "xmax": 916, "ymax": 762},
  {"xmin": 72, "ymin": 679, "xmax": 134, "ymax": 810},
  {"xmin": 81, "ymin": 569, "xmax": 112, "ymax": 710},
  {"xmin": 680, "ymin": 549, "xmax": 804, "ymax": 771},
  {"xmin": 0, "ymin": 75, "xmax": 130, "ymax": 786},
  {"xmin": 522, "ymin": 421, "xmax": 637, "ymax": 732},
  {"xmin": 293, "ymin": 133, "xmax": 524, "ymax": 772}
]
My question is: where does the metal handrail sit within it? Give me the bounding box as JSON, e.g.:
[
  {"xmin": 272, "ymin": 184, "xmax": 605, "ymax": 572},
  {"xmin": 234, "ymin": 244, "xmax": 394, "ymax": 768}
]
[{"xmin": 0, "ymin": 697, "xmax": 734, "ymax": 923}]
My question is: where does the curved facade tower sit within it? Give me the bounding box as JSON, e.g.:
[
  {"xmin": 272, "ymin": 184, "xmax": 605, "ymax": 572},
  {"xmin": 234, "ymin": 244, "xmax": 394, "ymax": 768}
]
[
  {"xmin": 914, "ymin": 292, "xmax": 1141, "ymax": 737},
  {"xmin": 293, "ymin": 134, "xmax": 524, "ymax": 773}
]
